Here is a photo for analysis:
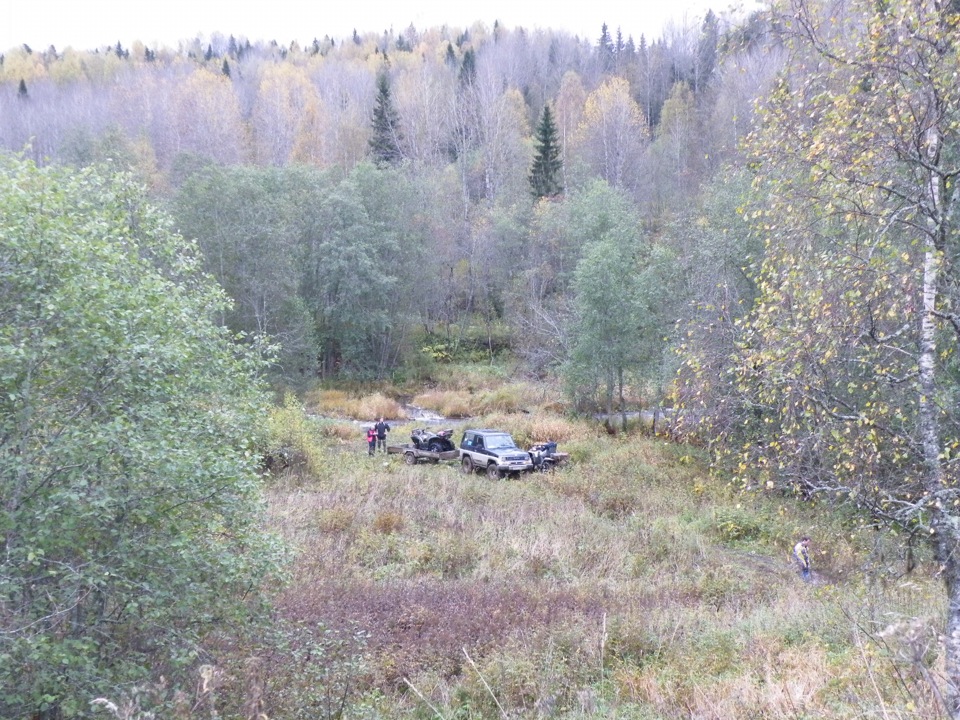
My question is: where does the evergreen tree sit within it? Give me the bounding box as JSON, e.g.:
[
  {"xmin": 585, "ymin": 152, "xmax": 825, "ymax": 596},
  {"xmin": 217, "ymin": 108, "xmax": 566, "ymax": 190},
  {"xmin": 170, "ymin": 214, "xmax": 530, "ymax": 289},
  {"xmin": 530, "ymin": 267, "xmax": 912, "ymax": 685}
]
[
  {"xmin": 597, "ymin": 23, "xmax": 614, "ymax": 73},
  {"xmin": 529, "ymin": 105, "xmax": 563, "ymax": 199},
  {"xmin": 17, "ymin": 78, "xmax": 27, "ymax": 100},
  {"xmin": 222, "ymin": 58, "xmax": 231, "ymax": 77},
  {"xmin": 459, "ymin": 48, "xmax": 476, "ymax": 85},
  {"xmin": 369, "ymin": 72, "xmax": 404, "ymax": 166},
  {"xmin": 694, "ymin": 10, "xmax": 719, "ymax": 95}
]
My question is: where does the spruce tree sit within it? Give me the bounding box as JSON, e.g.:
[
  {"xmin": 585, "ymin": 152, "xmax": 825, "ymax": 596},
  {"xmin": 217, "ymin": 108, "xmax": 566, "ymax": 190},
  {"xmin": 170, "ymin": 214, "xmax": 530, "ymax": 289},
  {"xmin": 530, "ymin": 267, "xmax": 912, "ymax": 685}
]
[
  {"xmin": 17, "ymin": 78, "xmax": 27, "ymax": 100},
  {"xmin": 597, "ymin": 23, "xmax": 614, "ymax": 73},
  {"xmin": 529, "ymin": 104, "xmax": 563, "ymax": 199},
  {"xmin": 369, "ymin": 72, "xmax": 404, "ymax": 166},
  {"xmin": 459, "ymin": 48, "xmax": 476, "ymax": 86}
]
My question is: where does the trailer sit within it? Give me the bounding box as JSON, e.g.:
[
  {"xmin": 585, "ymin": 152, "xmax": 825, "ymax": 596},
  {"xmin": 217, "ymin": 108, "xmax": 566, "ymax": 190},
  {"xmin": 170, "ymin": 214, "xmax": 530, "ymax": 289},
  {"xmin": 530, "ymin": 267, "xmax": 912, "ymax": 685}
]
[
  {"xmin": 387, "ymin": 443, "xmax": 459, "ymax": 465},
  {"xmin": 386, "ymin": 434, "xmax": 569, "ymax": 472}
]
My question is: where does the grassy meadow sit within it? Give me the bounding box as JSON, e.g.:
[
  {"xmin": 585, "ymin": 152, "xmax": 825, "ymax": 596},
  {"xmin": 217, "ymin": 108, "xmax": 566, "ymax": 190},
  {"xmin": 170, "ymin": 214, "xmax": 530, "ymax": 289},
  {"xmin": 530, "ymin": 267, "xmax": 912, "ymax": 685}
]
[{"xmin": 257, "ymin": 369, "xmax": 947, "ymax": 719}]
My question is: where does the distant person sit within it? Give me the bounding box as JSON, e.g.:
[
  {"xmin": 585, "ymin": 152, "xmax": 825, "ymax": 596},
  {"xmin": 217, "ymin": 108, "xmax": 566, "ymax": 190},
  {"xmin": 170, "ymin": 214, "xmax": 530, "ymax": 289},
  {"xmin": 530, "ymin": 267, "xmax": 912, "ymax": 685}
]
[
  {"xmin": 374, "ymin": 417, "xmax": 391, "ymax": 453},
  {"xmin": 793, "ymin": 536, "xmax": 812, "ymax": 582},
  {"xmin": 366, "ymin": 426, "xmax": 377, "ymax": 456}
]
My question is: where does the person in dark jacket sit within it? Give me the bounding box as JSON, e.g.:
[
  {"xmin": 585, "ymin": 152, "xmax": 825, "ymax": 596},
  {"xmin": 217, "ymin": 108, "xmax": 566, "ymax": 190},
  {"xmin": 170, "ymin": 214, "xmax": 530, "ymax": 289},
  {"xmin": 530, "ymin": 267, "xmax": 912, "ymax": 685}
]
[{"xmin": 374, "ymin": 417, "xmax": 391, "ymax": 453}]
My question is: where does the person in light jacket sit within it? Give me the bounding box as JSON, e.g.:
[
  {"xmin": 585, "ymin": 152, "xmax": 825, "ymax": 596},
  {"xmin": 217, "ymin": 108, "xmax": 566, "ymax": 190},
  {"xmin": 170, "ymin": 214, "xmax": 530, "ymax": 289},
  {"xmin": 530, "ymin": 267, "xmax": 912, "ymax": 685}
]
[{"xmin": 793, "ymin": 536, "xmax": 812, "ymax": 582}]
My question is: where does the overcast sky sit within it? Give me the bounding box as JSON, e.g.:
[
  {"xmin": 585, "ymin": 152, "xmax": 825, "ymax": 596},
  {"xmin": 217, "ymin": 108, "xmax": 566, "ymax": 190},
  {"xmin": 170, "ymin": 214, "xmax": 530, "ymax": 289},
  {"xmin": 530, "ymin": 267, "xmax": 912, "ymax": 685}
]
[{"xmin": 1, "ymin": 0, "xmax": 761, "ymax": 53}]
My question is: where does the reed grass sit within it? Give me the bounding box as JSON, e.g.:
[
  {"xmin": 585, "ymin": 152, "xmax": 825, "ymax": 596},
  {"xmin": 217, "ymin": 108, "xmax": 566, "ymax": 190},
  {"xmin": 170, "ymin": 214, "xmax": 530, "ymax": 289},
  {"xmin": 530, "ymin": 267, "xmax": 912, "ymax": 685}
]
[{"xmin": 258, "ymin": 384, "xmax": 948, "ymax": 719}]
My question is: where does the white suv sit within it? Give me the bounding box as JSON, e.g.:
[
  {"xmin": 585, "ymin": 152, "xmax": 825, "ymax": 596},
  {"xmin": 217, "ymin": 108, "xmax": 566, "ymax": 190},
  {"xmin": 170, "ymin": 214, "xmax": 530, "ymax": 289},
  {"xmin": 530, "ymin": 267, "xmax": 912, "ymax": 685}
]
[{"xmin": 458, "ymin": 429, "xmax": 533, "ymax": 479}]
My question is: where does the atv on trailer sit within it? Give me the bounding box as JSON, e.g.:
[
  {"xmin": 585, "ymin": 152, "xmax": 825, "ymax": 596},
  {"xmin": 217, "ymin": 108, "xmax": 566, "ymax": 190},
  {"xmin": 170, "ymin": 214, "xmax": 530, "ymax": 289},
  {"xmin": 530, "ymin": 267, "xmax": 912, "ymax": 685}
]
[
  {"xmin": 410, "ymin": 427, "xmax": 456, "ymax": 453},
  {"xmin": 386, "ymin": 427, "xmax": 459, "ymax": 465}
]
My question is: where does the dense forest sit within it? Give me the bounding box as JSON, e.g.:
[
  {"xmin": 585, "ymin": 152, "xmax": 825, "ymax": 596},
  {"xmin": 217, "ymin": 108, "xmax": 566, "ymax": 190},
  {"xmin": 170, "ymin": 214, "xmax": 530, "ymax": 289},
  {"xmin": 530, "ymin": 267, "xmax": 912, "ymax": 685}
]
[
  {"xmin": 0, "ymin": 7, "xmax": 775, "ymax": 404},
  {"xmin": 7, "ymin": 0, "xmax": 960, "ymax": 716}
]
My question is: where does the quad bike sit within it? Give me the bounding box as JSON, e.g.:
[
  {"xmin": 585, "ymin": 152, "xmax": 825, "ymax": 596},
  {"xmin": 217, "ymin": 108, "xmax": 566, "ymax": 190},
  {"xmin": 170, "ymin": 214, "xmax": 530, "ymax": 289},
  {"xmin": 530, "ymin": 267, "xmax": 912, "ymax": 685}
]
[
  {"xmin": 528, "ymin": 441, "xmax": 559, "ymax": 472},
  {"xmin": 410, "ymin": 427, "xmax": 456, "ymax": 453}
]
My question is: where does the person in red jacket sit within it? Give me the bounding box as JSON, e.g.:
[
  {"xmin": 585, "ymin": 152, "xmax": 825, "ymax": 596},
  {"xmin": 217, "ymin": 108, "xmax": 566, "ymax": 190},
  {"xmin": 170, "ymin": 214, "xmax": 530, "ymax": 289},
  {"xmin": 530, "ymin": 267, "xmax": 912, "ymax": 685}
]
[{"xmin": 366, "ymin": 426, "xmax": 377, "ymax": 456}]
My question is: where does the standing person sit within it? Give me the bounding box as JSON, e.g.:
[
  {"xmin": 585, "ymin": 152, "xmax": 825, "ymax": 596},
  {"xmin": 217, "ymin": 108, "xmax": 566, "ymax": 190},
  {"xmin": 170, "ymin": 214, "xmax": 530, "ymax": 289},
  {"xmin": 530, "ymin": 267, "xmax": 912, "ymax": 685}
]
[
  {"xmin": 374, "ymin": 417, "xmax": 391, "ymax": 453},
  {"xmin": 366, "ymin": 426, "xmax": 377, "ymax": 456},
  {"xmin": 793, "ymin": 536, "xmax": 812, "ymax": 582}
]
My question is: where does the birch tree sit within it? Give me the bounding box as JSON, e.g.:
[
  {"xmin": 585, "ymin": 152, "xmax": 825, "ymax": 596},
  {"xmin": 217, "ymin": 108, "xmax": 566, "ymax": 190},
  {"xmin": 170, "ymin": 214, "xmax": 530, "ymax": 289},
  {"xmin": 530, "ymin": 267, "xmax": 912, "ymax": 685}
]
[{"xmin": 702, "ymin": 0, "xmax": 960, "ymax": 712}]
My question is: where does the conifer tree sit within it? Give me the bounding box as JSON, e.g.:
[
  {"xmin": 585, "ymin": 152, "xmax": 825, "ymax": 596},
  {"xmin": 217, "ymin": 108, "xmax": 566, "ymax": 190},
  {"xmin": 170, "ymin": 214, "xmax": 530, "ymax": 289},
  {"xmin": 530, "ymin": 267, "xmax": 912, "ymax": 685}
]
[
  {"xmin": 597, "ymin": 23, "xmax": 614, "ymax": 73},
  {"xmin": 17, "ymin": 78, "xmax": 27, "ymax": 100},
  {"xmin": 369, "ymin": 72, "xmax": 404, "ymax": 166},
  {"xmin": 459, "ymin": 48, "xmax": 476, "ymax": 85},
  {"xmin": 529, "ymin": 104, "xmax": 563, "ymax": 199},
  {"xmin": 221, "ymin": 58, "xmax": 231, "ymax": 77}
]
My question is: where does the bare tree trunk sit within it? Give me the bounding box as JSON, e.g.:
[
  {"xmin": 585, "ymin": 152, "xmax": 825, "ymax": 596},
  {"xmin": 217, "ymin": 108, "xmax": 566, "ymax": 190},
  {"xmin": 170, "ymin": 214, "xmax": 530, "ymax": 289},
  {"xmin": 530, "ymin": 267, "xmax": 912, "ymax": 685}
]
[
  {"xmin": 605, "ymin": 368, "xmax": 614, "ymax": 429},
  {"xmin": 921, "ymin": 120, "xmax": 955, "ymax": 716},
  {"xmin": 619, "ymin": 366, "xmax": 627, "ymax": 431}
]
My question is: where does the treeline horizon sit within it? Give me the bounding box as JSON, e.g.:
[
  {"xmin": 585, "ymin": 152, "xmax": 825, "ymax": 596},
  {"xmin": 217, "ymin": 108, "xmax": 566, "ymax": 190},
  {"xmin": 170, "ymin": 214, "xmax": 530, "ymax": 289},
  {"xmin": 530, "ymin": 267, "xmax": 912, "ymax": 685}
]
[{"xmin": 1, "ymin": 8, "xmax": 777, "ymax": 410}]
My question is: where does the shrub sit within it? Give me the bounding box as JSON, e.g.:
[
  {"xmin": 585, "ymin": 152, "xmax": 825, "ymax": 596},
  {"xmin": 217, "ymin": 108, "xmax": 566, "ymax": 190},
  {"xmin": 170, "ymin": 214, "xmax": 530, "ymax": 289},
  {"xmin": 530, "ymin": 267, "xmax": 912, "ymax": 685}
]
[
  {"xmin": 0, "ymin": 158, "xmax": 282, "ymax": 718},
  {"xmin": 259, "ymin": 621, "xmax": 369, "ymax": 720},
  {"xmin": 266, "ymin": 394, "xmax": 327, "ymax": 479},
  {"xmin": 712, "ymin": 507, "xmax": 770, "ymax": 543},
  {"xmin": 412, "ymin": 532, "xmax": 479, "ymax": 579},
  {"xmin": 373, "ymin": 511, "xmax": 405, "ymax": 535},
  {"xmin": 320, "ymin": 421, "xmax": 363, "ymax": 441},
  {"xmin": 315, "ymin": 508, "xmax": 356, "ymax": 534}
]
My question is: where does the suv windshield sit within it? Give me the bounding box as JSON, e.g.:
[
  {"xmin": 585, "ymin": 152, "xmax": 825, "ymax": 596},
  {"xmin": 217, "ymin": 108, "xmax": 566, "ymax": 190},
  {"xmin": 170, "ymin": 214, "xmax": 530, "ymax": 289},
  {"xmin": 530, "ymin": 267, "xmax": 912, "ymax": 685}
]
[{"xmin": 485, "ymin": 434, "xmax": 517, "ymax": 450}]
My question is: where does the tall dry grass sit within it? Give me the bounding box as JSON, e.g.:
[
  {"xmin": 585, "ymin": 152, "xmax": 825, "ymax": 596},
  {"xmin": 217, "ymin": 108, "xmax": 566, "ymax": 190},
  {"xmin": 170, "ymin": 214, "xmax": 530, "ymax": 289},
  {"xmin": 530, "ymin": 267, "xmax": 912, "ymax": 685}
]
[
  {"xmin": 261, "ymin": 398, "xmax": 949, "ymax": 719},
  {"xmin": 411, "ymin": 381, "xmax": 561, "ymax": 418},
  {"xmin": 305, "ymin": 388, "xmax": 407, "ymax": 421}
]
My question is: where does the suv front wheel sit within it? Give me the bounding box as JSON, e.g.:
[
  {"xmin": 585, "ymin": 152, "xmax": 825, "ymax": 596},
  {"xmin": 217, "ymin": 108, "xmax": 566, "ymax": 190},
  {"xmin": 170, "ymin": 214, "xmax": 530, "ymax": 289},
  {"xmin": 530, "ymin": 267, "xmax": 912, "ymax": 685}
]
[
  {"xmin": 460, "ymin": 456, "xmax": 474, "ymax": 474},
  {"xmin": 487, "ymin": 463, "xmax": 503, "ymax": 480}
]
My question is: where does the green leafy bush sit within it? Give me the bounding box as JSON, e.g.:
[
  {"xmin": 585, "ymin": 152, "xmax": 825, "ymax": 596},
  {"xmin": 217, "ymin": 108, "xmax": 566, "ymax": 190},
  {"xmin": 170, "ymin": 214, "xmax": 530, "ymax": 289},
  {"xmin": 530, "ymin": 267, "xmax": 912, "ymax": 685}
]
[{"xmin": 0, "ymin": 158, "xmax": 283, "ymax": 717}]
